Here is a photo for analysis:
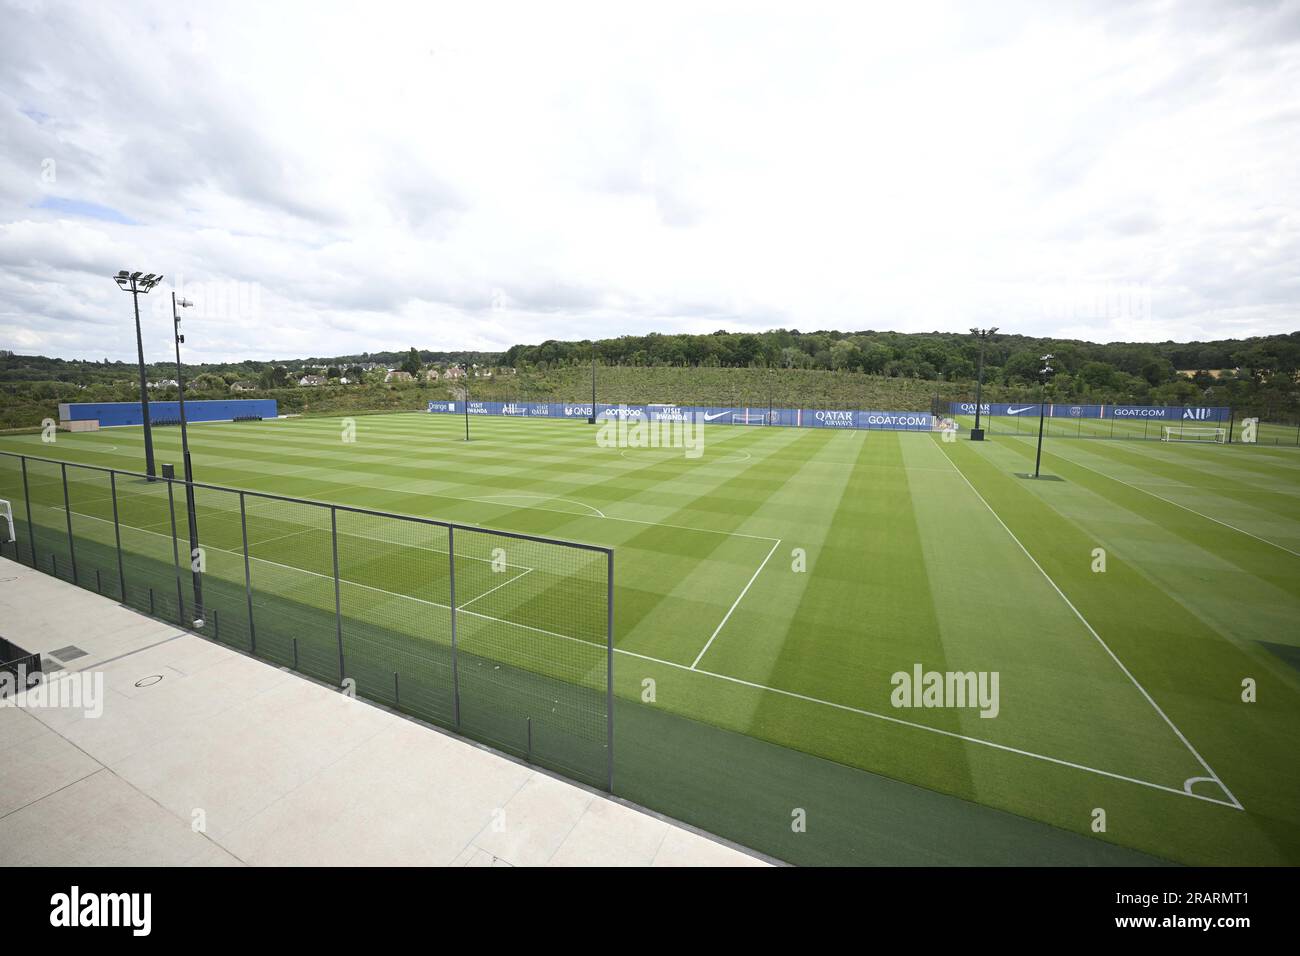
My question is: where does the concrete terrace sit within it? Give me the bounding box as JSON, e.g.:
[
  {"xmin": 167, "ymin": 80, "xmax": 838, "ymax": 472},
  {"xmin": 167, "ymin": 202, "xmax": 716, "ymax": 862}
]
[{"xmin": 0, "ymin": 555, "xmax": 765, "ymax": 867}]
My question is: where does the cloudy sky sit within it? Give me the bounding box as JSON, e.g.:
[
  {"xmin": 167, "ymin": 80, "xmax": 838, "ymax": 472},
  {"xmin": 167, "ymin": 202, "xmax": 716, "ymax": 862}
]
[{"xmin": 1, "ymin": 0, "xmax": 1297, "ymax": 363}]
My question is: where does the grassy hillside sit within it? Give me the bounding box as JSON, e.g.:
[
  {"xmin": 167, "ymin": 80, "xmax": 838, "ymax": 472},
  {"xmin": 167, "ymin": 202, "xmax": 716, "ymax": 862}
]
[{"xmin": 470, "ymin": 365, "xmax": 1038, "ymax": 410}]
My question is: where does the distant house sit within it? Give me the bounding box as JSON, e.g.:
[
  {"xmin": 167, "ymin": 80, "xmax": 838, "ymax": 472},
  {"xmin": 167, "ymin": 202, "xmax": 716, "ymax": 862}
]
[
  {"xmin": 299, "ymin": 374, "xmax": 328, "ymax": 386},
  {"xmin": 443, "ymin": 366, "xmax": 466, "ymax": 379},
  {"xmin": 385, "ymin": 370, "xmax": 414, "ymax": 383},
  {"xmin": 230, "ymin": 381, "xmax": 258, "ymax": 392},
  {"xmin": 148, "ymin": 379, "xmax": 178, "ymax": 389},
  {"xmin": 423, "ymin": 368, "xmax": 440, "ymax": 381}
]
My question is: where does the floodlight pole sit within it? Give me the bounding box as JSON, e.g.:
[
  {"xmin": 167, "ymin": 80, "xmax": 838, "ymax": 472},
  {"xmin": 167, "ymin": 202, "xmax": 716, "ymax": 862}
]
[
  {"xmin": 1033, "ymin": 354, "xmax": 1054, "ymax": 478},
  {"xmin": 461, "ymin": 363, "xmax": 470, "ymax": 441},
  {"xmin": 117, "ymin": 272, "xmax": 162, "ymax": 478},
  {"xmin": 970, "ymin": 327, "xmax": 997, "ymax": 441},
  {"xmin": 172, "ymin": 292, "xmax": 203, "ymax": 624},
  {"xmin": 589, "ymin": 345, "xmax": 597, "ymax": 424}
]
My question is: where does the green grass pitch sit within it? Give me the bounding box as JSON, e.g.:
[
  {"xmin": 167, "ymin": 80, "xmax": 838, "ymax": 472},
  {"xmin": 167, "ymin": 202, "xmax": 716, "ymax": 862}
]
[{"xmin": 1, "ymin": 412, "xmax": 1297, "ymax": 865}]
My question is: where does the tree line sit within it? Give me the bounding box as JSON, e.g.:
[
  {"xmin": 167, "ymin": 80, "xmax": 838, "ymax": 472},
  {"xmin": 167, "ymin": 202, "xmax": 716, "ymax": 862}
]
[{"xmin": 3, "ymin": 328, "xmax": 1298, "ymax": 426}]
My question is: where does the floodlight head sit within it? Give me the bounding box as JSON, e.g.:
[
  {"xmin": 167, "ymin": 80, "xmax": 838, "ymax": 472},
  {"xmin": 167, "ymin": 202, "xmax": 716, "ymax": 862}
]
[{"xmin": 177, "ymin": 297, "xmax": 194, "ymax": 308}]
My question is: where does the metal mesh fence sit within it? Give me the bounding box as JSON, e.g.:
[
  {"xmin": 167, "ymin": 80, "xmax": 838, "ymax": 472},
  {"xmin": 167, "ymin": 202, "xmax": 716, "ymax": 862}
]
[
  {"xmin": 452, "ymin": 527, "xmax": 610, "ymax": 785},
  {"xmin": 335, "ymin": 508, "xmax": 453, "ymax": 724},
  {"xmin": 23, "ymin": 457, "xmax": 72, "ymax": 581},
  {"xmin": 0, "ymin": 453, "xmax": 31, "ymax": 566},
  {"xmin": 0, "ymin": 451, "xmax": 612, "ymax": 791},
  {"xmin": 0, "ymin": 451, "xmax": 1186, "ymax": 864}
]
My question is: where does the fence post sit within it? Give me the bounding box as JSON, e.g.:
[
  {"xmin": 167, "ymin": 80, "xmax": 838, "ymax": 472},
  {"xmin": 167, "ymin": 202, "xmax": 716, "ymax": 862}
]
[
  {"xmin": 606, "ymin": 548, "xmax": 614, "ymax": 793},
  {"xmin": 21, "ymin": 456, "xmax": 36, "ymax": 567},
  {"xmin": 110, "ymin": 471, "xmax": 126, "ymax": 600},
  {"xmin": 449, "ymin": 525, "xmax": 461, "ymax": 728},
  {"xmin": 165, "ymin": 475, "xmax": 184, "ymax": 621},
  {"xmin": 60, "ymin": 462, "xmax": 78, "ymax": 586},
  {"xmin": 240, "ymin": 492, "xmax": 256, "ymax": 653},
  {"xmin": 331, "ymin": 506, "xmax": 344, "ymax": 683}
]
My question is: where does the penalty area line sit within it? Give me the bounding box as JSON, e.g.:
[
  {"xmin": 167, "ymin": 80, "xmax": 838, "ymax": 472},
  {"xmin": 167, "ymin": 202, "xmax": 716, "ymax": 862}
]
[{"xmin": 691, "ymin": 537, "xmax": 782, "ymax": 669}]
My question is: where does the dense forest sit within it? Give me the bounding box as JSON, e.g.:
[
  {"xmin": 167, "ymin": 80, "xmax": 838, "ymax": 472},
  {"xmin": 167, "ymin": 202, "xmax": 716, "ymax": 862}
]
[{"xmin": 2, "ymin": 328, "xmax": 1297, "ymax": 430}]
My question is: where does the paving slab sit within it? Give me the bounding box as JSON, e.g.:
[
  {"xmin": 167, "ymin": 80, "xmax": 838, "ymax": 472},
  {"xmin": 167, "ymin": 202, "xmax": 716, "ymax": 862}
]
[{"xmin": 0, "ymin": 555, "xmax": 767, "ymax": 867}]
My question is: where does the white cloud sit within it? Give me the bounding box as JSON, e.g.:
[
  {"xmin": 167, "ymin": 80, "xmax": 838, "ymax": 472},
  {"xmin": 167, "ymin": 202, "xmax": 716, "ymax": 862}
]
[{"xmin": 1, "ymin": 0, "xmax": 1297, "ymax": 361}]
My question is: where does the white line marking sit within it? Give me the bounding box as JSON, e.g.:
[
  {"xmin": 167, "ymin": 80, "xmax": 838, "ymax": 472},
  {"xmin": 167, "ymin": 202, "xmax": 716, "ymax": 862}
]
[
  {"xmin": 935, "ymin": 440, "xmax": 1243, "ymax": 810},
  {"xmin": 34, "ymin": 505, "xmax": 1239, "ymax": 810},
  {"xmin": 57, "ymin": 503, "xmax": 525, "ymax": 570},
  {"xmin": 691, "ymin": 537, "xmax": 782, "ymax": 669},
  {"xmin": 470, "ymin": 494, "xmax": 606, "ymax": 518},
  {"xmin": 1018, "ymin": 441, "xmax": 1300, "ymax": 559},
  {"xmin": 456, "ymin": 567, "xmax": 533, "ymax": 610},
  {"xmin": 471, "ymin": 613, "xmax": 1239, "ymax": 809},
  {"xmin": 28, "ymin": 436, "xmax": 1244, "ymax": 811},
  {"xmin": 62, "ymin": 421, "xmax": 781, "ymax": 544},
  {"xmin": 245, "ymin": 526, "xmax": 316, "ymax": 550}
]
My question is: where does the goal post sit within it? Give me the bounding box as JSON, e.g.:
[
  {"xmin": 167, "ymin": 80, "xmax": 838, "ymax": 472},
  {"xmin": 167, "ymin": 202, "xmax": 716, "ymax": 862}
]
[{"xmin": 1162, "ymin": 425, "xmax": 1226, "ymax": 444}]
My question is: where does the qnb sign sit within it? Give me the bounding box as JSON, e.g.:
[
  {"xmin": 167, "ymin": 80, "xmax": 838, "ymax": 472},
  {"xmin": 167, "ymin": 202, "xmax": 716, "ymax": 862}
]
[{"xmin": 563, "ymin": 405, "xmax": 593, "ymax": 417}]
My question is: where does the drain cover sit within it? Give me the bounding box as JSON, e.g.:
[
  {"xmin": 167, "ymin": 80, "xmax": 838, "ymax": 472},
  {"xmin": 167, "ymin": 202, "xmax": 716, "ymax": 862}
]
[{"xmin": 49, "ymin": 645, "xmax": 88, "ymax": 662}]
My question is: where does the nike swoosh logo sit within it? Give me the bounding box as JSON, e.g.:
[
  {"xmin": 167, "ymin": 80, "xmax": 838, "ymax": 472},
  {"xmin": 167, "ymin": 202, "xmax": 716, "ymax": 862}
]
[
  {"xmin": 703, "ymin": 412, "xmax": 728, "ymax": 421},
  {"xmin": 1007, "ymin": 406, "xmax": 1035, "ymax": 415}
]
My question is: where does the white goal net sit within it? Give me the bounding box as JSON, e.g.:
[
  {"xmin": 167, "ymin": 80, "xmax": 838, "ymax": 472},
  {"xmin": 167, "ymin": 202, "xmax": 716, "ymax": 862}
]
[{"xmin": 1162, "ymin": 425, "xmax": 1226, "ymax": 443}]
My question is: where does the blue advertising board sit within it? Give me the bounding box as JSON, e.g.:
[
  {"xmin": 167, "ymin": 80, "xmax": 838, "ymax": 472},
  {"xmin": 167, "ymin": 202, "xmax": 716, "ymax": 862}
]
[
  {"xmin": 428, "ymin": 401, "xmax": 955, "ymax": 431},
  {"xmin": 59, "ymin": 399, "xmax": 278, "ymax": 426},
  {"xmin": 949, "ymin": 402, "xmax": 1229, "ymax": 422}
]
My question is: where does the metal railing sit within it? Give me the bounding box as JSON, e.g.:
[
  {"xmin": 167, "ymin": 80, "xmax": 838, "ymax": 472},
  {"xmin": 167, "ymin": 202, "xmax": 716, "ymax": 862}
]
[{"xmin": 0, "ymin": 450, "xmax": 614, "ymax": 790}]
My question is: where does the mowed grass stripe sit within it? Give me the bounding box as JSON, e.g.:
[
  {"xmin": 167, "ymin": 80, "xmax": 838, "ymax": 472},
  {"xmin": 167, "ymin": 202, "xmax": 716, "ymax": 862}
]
[
  {"xmin": 923, "ymin": 438, "xmax": 1214, "ymax": 786},
  {"xmin": 986, "ymin": 436, "xmax": 1300, "ymax": 661},
  {"xmin": 738, "ymin": 430, "xmax": 983, "ymax": 784},
  {"xmin": 1054, "ymin": 438, "xmax": 1300, "ymax": 524},
  {"xmin": 1014, "ymin": 437, "xmax": 1300, "ymax": 562},
  {"xmin": 941, "ymin": 439, "xmax": 1300, "ymax": 823}
]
